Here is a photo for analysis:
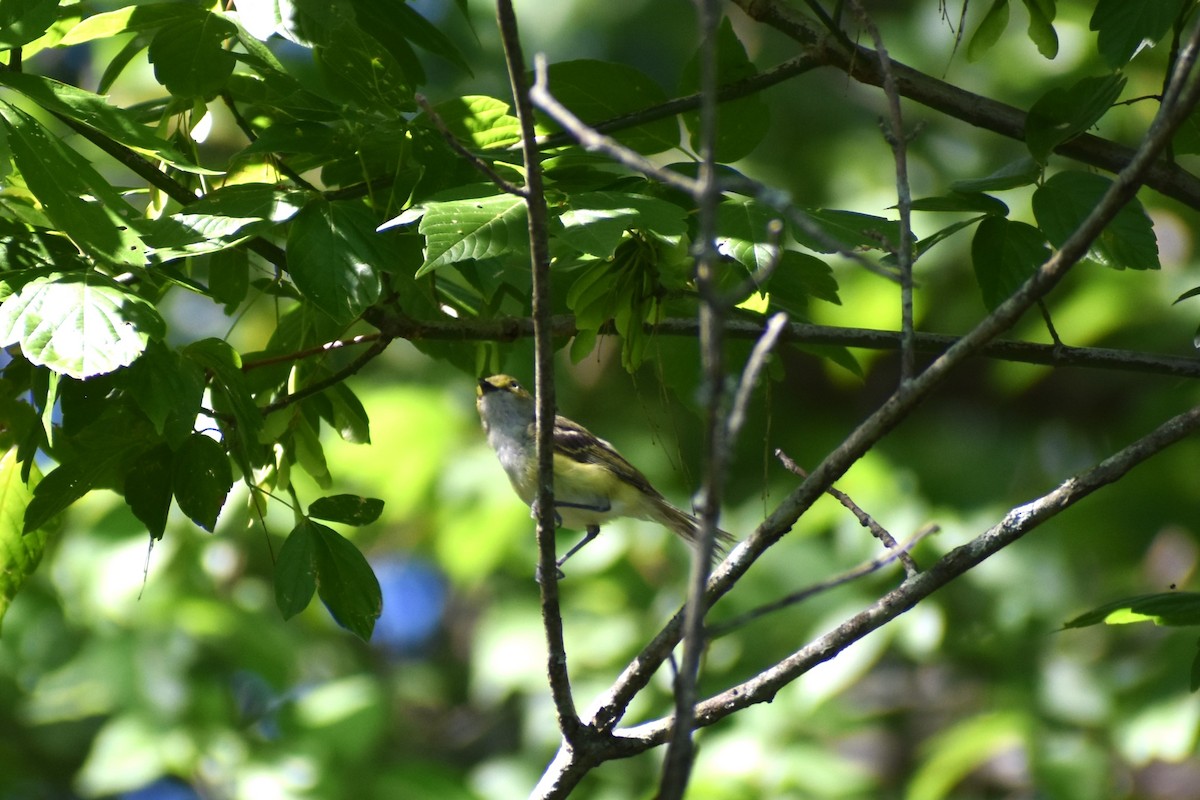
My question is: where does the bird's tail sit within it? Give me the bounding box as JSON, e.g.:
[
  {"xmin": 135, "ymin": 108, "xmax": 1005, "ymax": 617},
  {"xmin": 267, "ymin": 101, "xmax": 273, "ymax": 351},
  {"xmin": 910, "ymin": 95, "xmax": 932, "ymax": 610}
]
[{"xmin": 650, "ymin": 496, "xmax": 737, "ymax": 556}]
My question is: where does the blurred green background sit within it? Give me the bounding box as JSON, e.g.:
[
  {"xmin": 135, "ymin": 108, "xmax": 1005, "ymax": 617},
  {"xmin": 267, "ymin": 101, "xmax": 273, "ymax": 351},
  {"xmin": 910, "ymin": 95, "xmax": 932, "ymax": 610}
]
[{"xmin": 4, "ymin": 0, "xmax": 1200, "ymax": 798}]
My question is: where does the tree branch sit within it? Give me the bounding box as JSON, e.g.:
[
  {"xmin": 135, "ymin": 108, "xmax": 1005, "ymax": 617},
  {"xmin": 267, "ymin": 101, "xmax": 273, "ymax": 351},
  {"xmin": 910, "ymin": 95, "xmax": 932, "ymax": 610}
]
[
  {"xmin": 734, "ymin": 0, "xmax": 1200, "ymax": 209},
  {"xmin": 495, "ymin": 0, "xmax": 583, "ymax": 751}
]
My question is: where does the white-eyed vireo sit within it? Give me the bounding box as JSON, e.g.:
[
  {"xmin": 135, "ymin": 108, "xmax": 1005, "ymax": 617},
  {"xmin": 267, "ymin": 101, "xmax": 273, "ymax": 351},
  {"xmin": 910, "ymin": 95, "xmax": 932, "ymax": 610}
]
[{"xmin": 476, "ymin": 374, "xmax": 734, "ymax": 571}]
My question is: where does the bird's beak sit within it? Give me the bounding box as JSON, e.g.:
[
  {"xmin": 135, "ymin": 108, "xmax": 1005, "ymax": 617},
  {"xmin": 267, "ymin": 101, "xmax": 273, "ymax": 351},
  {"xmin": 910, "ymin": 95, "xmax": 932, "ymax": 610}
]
[{"xmin": 477, "ymin": 378, "xmax": 494, "ymax": 397}]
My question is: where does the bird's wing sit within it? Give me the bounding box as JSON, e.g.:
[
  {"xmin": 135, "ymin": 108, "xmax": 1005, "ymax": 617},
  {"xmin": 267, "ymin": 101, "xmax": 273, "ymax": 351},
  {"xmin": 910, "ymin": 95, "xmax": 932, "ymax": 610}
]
[{"xmin": 552, "ymin": 415, "xmax": 664, "ymax": 501}]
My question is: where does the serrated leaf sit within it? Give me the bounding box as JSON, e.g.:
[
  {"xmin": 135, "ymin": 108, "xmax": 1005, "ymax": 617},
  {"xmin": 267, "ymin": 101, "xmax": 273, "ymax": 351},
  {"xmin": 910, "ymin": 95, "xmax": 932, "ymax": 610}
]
[
  {"xmin": 309, "ymin": 494, "xmax": 384, "ymax": 526},
  {"xmin": 1026, "ymin": 74, "xmax": 1126, "ymax": 164},
  {"xmin": 1063, "ymin": 592, "xmax": 1200, "ymax": 628},
  {"xmin": 124, "ymin": 443, "xmax": 173, "ymax": 540},
  {"xmin": 172, "ymin": 433, "xmax": 233, "ymax": 532},
  {"xmin": 0, "ymin": 448, "xmax": 44, "ymax": 633},
  {"xmin": 1031, "ymin": 170, "xmax": 1159, "ymax": 270},
  {"xmin": 555, "ymin": 192, "xmax": 687, "ymax": 259},
  {"xmin": 539, "ymin": 60, "xmax": 678, "ymax": 155},
  {"xmin": 416, "ymin": 194, "xmax": 529, "ymax": 276},
  {"xmin": 968, "ymin": 0, "xmax": 1010, "ymax": 62},
  {"xmin": 286, "ymin": 199, "xmax": 384, "ymax": 322},
  {"xmin": 0, "ymin": 101, "xmax": 148, "ymax": 266},
  {"xmin": 147, "ymin": 12, "xmax": 238, "ymax": 98},
  {"xmin": 950, "ymin": 157, "xmax": 1041, "ymax": 193},
  {"xmin": 680, "ymin": 17, "xmax": 770, "ymax": 162},
  {"xmin": 313, "ymin": 14, "xmax": 413, "ymax": 113},
  {"xmin": 1091, "ymin": 0, "xmax": 1187, "ymax": 69},
  {"xmin": 0, "ymin": 272, "xmax": 165, "ymax": 380},
  {"xmin": 971, "ymin": 217, "xmax": 1051, "ymax": 309},
  {"xmin": 423, "ymin": 96, "xmax": 520, "ymax": 149}
]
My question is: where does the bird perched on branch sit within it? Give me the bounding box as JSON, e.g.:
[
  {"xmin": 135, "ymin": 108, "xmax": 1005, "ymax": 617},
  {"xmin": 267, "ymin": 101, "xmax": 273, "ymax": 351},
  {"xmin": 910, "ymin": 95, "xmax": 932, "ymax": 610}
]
[{"xmin": 476, "ymin": 374, "xmax": 734, "ymax": 574}]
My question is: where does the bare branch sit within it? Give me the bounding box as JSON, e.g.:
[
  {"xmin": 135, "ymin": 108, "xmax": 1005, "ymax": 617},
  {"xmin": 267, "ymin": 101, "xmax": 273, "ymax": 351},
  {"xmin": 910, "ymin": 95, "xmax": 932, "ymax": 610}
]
[
  {"xmin": 847, "ymin": 0, "xmax": 916, "ymax": 381},
  {"xmin": 495, "ymin": 0, "xmax": 582, "ymax": 745},
  {"xmin": 706, "ymin": 523, "xmax": 937, "ymax": 637},
  {"xmin": 776, "ymin": 448, "xmax": 920, "ymax": 577}
]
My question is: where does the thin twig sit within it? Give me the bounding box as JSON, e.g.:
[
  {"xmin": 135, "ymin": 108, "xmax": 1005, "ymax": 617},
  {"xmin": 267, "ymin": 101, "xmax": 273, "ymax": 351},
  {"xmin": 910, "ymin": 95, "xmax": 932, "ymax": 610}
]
[
  {"xmin": 415, "ymin": 93, "xmax": 528, "ymax": 197},
  {"xmin": 495, "ymin": 0, "xmax": 583, "ymax": 749},
  {"xmin": 727, "ymin": 312, "xmax": 789, "ymax": 445},
  {"xmin": 706, "ymin": 523, "xmax": 938, "ymax": 637},
  {"xmin": 584, "ymin": 17, "xmax": 1200, "ymax": 746},
  {"xmin": 776, "ymin": 448, "xmax": 920, "ymax": 576},
  {"xmin": 660, "ymin": 0, "xmax": 725, "ymax": 791},
  {"xmin": 848, "ymin": 0, "xmax": 916, "ymax": 382},
  {"xmin": 242, "ymin": 333, "xmax": 381, "ymax": 372},
  {"xmin": 362, "ymin": 309, "xmax": 1200, "ymax": 381},
  {"xmin": 258, "ymin": 334, "xmax": 392, "ymax": 416}
]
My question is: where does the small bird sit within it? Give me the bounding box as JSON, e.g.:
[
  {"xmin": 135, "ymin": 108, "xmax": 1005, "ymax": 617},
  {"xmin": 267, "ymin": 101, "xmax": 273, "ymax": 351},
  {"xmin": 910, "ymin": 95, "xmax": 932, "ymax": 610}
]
[{"xmin": 476, "ymin": 374, "xmax": 734, "ymax": 573}]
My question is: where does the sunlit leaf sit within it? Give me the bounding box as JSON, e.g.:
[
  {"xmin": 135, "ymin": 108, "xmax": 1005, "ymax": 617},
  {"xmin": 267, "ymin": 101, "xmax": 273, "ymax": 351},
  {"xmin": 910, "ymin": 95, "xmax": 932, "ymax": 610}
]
[
  {"xmin": 0, "ymin": 272, "xmax": 165, "ymax": 380},
  {"xmin": 416, "ymin": 194, "xmax": 528, "ymax": 276},
  {"xmin": 0, "ymin": 448, "xmax": 43, "ymax": 633}
]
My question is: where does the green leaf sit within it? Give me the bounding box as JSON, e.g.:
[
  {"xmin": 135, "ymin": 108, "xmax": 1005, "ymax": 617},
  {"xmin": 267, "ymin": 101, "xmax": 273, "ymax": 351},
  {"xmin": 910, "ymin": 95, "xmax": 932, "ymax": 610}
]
[
  {"xmin": 275, "ymin": 520, "xmax": 318, "ymax": 620},
  {"xmin": 172, "ymin": 433, "xmax": 233, "ymax": 533},
  {"xmin": 0, "ymin": 101, "xmax": 148, "ymax": 266},
  {"xmin": 1025, "ymin": 74, "xmax": 1126, "ymax": 164},
  {"xmin": 23, "ymin": 450, "xmax": 118, "ymax": 533},
  {"xmin": 312, "ymin": 10, "xmax": 413, "ymax": 113},
  {"xmin": 1031, "ymin": 171, "xmax": 1159, "ymax": 270},
  {"xmin": 275, "ymin": 518, "xmax": 381, "ymax": 640},
  {"xmin": 790, "ymin": 209, "xmax": 907, "ymax": 254},
  {"xmin": 1090, "ymin": 0, "xmax": 1187, "ymax": 69},
  {"xmin": 764, "ymin": 251, "xmax": 840, "ymax": 310},
  {"xmin": 555, "ymin": 192, "xmax": 687, "ymax": 259},
  {"xmin": 124, "ymin": 443, "xmax": 173, "ymax": 540},
  {"xmin": 148, "ymin": 184, "xmax": 308, "ymax": 261},
  {"xmin": 126, "ymin": 342, "xmax": 205, "ymax": 448},
  {"xmin": 971, "ymin": 217, "xmax": 1051, "ymax": 309},
  {"xmin": 147, "ymin": 12, "xmax": 238, "ymax": 98},
  {"xmin": 0, "ymin": 0, "xmax": 58, "ymax": 47},
  {"xmin": 1063, "ymin": 592, "xmax": 1200, "ymax": 628},
  {"xmin": 0, "ymin": 447, "xmax": 44, "ymax": 633},
  {"xmin": 207, "ymin": 248, "xmax": 250, "ymax": 312},
  {"xmin": 950, "ymin": 157, "xmax": 1041, "ymax": 193},
  {"xmin": 391, "ymin": 1, "xmax": 471, "ymax": 73},
  {"xmin": 0, "ymin": 272, "xmax": 166, "ymax": 380},
  {"xmin": 416, "ymin": 194, "xmax": 529, "ymax": 276},
  {"xmin": 325, "ymin": 383, "xmax": 371, "ymax": 444},
  {"xmin": 292, "ymin": 414, "xmax": 331, "ymax": 489},
  {"xmin": 0, "ymin": 72, "xmax": 214, "ymax": 173},
  {"xmin": 286, "ymin": 199, "xmax": 384, "ymax": 322},
  {"xmin": 539, "ymin": 60, "xmax": 678, "ymax": 155},
  {"xmin": 309, "ymin": 494, "xmax": 385, "ymax": 526},
  {"xmin": 1020, "ymin": 0, "xmax": 1058, "ymax": 58},
  {"xmin": 60, "ymin": 3, "xmax": 208, "ymax": 45},
  {"xmin": 680, "ymin": 17, "xmax": 770, "ymax": 162},
  {"xmin": 183, "ymin": 339, "xmax": 265, "ymax": 468},
  {"xmin": 716, "ymin": 198, "xmax": 783, "ymax": 272},
  {"xmin": 909, "ymin": 193, "xmax": 1009, "ymax": 215},
  {"xmin": 422, "ymin": 96, "xmax": 520, "ymax": 149},
  {"xmin": 968, "ymin": 0, "xmax": 1010, "ymax": 62}
]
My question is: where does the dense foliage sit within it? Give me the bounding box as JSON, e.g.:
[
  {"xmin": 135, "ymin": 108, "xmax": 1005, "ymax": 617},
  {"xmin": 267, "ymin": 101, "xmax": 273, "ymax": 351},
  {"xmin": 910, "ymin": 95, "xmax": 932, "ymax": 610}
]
[{"xmin": 3, "ymin": 0, "xmax": 1200, "ymax": 798}]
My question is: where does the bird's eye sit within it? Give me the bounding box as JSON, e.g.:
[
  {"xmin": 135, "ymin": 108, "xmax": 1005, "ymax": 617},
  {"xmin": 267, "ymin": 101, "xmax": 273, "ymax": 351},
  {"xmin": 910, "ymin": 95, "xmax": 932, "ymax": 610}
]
[{"xmin": 510, "ymin": 381, "xmax": 521, "ymax": 391}]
